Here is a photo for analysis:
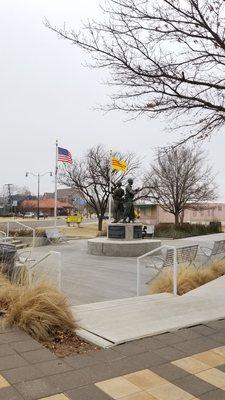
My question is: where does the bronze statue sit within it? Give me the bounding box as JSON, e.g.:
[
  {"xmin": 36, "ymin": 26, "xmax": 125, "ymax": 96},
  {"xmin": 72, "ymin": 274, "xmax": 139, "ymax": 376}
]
[
  {"xmin": 123, "ymin": 178, "xmax": 139, "ymax": 223},
  {"xmin": 112, "ymin": 181, "xmax": 124, "ymax": 223}
]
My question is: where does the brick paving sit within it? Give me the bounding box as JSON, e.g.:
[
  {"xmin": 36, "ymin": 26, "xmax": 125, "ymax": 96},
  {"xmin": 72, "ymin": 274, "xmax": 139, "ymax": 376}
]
[{"xmin": 0, "ymin": 321, "xmax": 225, "ymax": 399}]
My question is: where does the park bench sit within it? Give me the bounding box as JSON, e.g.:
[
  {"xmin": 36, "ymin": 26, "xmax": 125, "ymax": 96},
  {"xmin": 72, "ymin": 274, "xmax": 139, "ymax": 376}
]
[
  {"xmin": 137, "ymin": 244, "xmax": 199, "ymax": 295},
  {"xmin": 200, "ymin": 240, "xmax": 225, "ymax": 264},
  {"xmin": 145, "ymin": 244, "xmax": 199, "ymax": 274}
]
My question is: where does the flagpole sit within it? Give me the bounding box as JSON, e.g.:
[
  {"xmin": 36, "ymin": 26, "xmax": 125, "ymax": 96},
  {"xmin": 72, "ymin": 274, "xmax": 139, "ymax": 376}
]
[
  {"xmin": 108, "ymin": 149, "xmax": 112, "ymax": 222},
  {"xmin": 54, "ymin": 140, "xmax": 58, "ymax": 227}
]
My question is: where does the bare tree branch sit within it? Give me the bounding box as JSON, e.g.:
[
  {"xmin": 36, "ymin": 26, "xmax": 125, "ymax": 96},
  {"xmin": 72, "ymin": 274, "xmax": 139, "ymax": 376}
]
[{"xmin": 46, "ymin": 0, "xmax": 225, "ymax": 143}]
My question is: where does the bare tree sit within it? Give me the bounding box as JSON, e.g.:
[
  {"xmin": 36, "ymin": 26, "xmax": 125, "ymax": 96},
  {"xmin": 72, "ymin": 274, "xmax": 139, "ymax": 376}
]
[
  {"xmin": 46, "ymin": 0, "xmax": 225, "ymax": 143},
  {"xmin": 144, "ymin": 146, "xmax": 217, "ymax": 227},
  {"xmin": 59, "ymin": 145, "xmax": 140, "ymax": 230}
]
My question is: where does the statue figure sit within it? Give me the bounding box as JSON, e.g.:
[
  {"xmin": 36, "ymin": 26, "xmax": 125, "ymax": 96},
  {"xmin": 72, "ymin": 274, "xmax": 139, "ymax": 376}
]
[
  {"xmin": 123, "ymin": 178, "xmax": 139, "ymax": 223},
  {"xmin": 112, "ymin": 181, "xmax": 124, "ymax": 223}
]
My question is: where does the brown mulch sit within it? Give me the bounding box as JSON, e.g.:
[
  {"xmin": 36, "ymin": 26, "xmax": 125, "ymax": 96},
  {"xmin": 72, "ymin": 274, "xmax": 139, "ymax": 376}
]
[{"xmin": 40, "ymin": 329, "xmax": 99, "ymax": 358}]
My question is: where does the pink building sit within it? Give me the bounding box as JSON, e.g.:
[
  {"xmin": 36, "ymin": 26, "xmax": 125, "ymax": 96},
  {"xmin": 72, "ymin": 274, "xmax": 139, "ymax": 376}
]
[{"xmin": 136, "ymin": 202, "xmax": 225, "ymax": 226}]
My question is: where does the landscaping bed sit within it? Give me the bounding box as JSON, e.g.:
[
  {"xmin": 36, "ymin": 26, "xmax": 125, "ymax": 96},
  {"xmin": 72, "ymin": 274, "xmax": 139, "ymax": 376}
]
[
  {"xmin": 0, "ymin": 264, "xmax": 99, "ymax": 358},
  {"xmin": 41, "ymin": 329, "xmax": 98, "ymax": 357}
]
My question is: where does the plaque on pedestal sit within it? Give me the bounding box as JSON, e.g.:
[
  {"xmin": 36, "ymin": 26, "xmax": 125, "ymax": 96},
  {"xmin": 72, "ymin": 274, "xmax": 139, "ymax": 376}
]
[{"xmin": 107, "ymin": 223, "xmax": 143, "ymax": 240}]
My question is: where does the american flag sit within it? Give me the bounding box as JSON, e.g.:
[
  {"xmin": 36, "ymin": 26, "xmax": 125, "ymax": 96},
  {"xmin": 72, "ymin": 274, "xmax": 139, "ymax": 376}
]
[{"xmin": 58, "ymin": 147, "xmax": 73, "ymax": 164}]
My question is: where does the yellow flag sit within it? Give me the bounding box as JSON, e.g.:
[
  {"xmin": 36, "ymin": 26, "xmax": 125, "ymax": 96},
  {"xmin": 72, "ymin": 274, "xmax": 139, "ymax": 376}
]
[{"xmin": 112, "ymin": 157, "xmax": 128, "ymax": 171}]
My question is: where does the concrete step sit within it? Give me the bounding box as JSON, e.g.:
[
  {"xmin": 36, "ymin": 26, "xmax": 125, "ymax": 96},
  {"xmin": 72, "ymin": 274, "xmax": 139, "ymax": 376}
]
[
  {"xmin": 74, "ymin": 293, "xmax": 174, "ymax": 313},
  {"xmin": 14, "ymin": 243, "xmax": 29, "ymax": 250},
  {"xmin": 73, "ymin": 277, "xmax": 225, "ymax": 347}
]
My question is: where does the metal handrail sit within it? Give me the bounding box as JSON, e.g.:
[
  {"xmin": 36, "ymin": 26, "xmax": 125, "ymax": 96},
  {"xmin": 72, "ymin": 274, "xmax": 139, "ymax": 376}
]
[
  {"xmin": 0, "ymin": 231, "xmax": 6, "ymax": 242},
  {"xmin": 137, "ymin": 245, "xmax": 178, "ymax": 297},
  {"xmin": 6, "ymin": 221, "xmax": 35, "ymax": 247}
]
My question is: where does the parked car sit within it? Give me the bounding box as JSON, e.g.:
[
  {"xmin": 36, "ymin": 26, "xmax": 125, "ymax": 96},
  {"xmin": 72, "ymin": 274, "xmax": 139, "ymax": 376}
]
[
  {"xmin": 37, "ymin": 212, "xmax": 47, "ymax": 219},
  {"xmin": 23, "ymin": 212, "xmax": 35, "ymax": 218}
]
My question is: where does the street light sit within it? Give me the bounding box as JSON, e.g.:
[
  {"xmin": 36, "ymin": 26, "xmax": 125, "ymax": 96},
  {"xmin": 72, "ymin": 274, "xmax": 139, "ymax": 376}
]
[{"xmin": 25, "ymin": 171, "xmax": 53, "ymax": 220}]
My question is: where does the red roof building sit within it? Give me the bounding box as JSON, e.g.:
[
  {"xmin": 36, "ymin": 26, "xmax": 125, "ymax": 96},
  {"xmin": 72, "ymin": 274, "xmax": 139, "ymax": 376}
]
[{"xmin": 20, "ymin": 199, "xmax": 73, "ymax": 216}]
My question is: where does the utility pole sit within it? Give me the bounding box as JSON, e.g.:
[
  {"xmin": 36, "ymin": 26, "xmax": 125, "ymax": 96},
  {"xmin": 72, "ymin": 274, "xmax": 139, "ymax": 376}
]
[{"xmin": 26, "ymin": 172, "xmax": 52, "ymax": 220}]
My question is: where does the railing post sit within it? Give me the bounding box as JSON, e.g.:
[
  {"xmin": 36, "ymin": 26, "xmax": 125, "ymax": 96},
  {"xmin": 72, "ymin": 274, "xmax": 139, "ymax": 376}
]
[
  {"xmin": 6, "ymin": 222, "xmax": 9, "ymax": 237},
  {"xmin": 137, "ymin": 258, "xmax": 140, "ymax": 296},
  {"xmin": 32, "ymin": 230, "xmax": 35, "ymax": 248},
  {"xmin": 173, "ymin": 247, "xmax": 178, "ymax": 296}
]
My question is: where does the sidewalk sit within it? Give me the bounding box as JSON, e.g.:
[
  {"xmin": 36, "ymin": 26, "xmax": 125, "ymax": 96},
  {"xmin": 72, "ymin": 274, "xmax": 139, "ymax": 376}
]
[{"xmin": 1, "ymin": 320, "xmax": 225, "ymax": 399}]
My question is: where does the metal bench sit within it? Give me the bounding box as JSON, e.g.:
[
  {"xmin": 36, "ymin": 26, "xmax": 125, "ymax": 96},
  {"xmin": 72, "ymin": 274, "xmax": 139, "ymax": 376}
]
[
  {"xmin": 145, "ymin": 244, "xmax": 198, "ymax": 273},
  {"xmin": 200, "ymin": 240, "xmax": 225, "ymax": 264},
  {"xmin": 137, "ymin": 244, "xmax": 199, "ymax": 296}
]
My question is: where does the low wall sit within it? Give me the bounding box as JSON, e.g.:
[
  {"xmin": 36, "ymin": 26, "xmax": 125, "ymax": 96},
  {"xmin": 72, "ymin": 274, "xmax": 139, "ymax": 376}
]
[
  {"xmin": 18, "ymin": 237, "xmax": 49, "ymax": 247},
  {"xmin": 88, "ymin": 238, "xmax": 161, "ymax": 257}
]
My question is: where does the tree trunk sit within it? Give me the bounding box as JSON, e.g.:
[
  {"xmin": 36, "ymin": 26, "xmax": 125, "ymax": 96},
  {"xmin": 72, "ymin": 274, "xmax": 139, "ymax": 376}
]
[
  {"xmin": 98, "ymin": 217, "xmax": 103, "ymax": 231},
  {"xmin": 174, "ymin": 213, "xmax": 180, "ymax": 228}
]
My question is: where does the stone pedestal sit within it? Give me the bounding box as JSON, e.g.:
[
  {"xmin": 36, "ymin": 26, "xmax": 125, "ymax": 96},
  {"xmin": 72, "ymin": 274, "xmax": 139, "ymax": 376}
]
[
  {"xmin": 87, "ymin": 237, "xmax": 161, "ymax": 257},
  {"xmin": 87, "ymin": 223, "xmax": 161, "ymax": 257}
]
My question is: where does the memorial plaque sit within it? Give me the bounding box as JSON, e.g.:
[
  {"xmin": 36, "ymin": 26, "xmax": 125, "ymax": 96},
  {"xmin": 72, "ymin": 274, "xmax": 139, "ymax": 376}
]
[
  {"xmin": 108, "ymin": 225, "xmax": 125, "ymax": 239},
  {"xmin": 133, "ymin": 225, "xmax": 142, "ymax": 239}
]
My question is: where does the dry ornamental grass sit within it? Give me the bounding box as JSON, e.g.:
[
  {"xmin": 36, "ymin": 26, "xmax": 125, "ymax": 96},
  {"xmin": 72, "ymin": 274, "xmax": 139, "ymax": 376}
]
[
  {"xmin": 0, "ymin": 264, "xmax": 76, "ymax": 342},
  {"xmin": 150, "ymin": 260, "xmax": 225, "ymax": 296}
]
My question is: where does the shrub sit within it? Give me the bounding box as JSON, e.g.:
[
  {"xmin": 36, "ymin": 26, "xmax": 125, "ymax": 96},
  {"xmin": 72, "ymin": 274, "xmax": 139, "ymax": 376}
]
[
  {"xmin": 9, "ymin": 228, "xmax": 47, "ymax": 237},
  {"xmin": 154, "ymin": 222, "xmax": 222, "ymax": 239},
  {"xmin": 149, "ymin": 260, "xmax": 225, "ymax": 296}
]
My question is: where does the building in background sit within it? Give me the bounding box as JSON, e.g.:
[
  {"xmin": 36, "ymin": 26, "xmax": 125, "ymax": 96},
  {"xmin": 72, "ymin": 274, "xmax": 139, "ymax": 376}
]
[
  {"xmin": 20, "ymin": 199, "xmax": 73, "ymax": 216},
  {"xmin": 135, "ymin": 202, "xmax": 225, "ymax": 226}
]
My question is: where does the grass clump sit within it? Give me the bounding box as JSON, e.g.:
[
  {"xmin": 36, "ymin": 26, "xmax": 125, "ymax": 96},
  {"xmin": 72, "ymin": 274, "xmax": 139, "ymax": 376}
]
[
  {"xmin": 0, "ymin": 264, "xmax": 76, "ymax": 341},
  {"xmin": 150, "ymin": 260, "xmax": 225, "ymax": 296}
]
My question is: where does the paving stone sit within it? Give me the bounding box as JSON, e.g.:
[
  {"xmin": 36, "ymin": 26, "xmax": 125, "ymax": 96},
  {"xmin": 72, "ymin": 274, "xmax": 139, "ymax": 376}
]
[
  {"xmin": 173, "ymin": 374, "xmax": 216, "ymax": 396},
  {"xmin": 173, "ymin": 328, "xmax": 202, "ymax": 340},
  {"xmin": 11, "ymin": 339, "xmax": 43, "ymax": 353},
  {"xmin": 199, "ymin": 389, "xmax": 225, "ymax": 399},
  {"xmin": 151, "ymin": 362, "xmax": 189, "ymax": 381},
  {"xmin": 208, "ymin": 332, "xmax": 225, "ymax": 344},
  {"xmin": 66, "ymin": 384, "xmax": 113, "ymax": 399},
  {"xmin": 0, "ymin": 354, "xmax": 28, "ymax": 370},
  {"xmin": 173, "ymin": 337, "xmax": 222, "ymax": 355},
  {"xmin": 65, "ymin": 353, "xmax": 98, "ymax": 369},
  {"xmin": 205, "ymin": 320, "xmax": 225, "ymax": 330},
  {"xmin": 79, "ymin": 362, "xmax": 120, "ymax": 383},
  {"xmin": 131, "ymin": 351, "xmax": 166, "ymax": 368},
  {"xmin": 46, "ymin": 370, "xmax": 92, "ymax": 391},
  {"xmin": 0, "ymin": 386, "xmax": 24, "ymax": 400},
  {"xmin": 114, "ymin": 337, "xmax": 164, "ymax": 356},
  {"xmin": 89, "ymin": 349, "xmax": 125, "ymax": 362},
  {"xmin": 154, "ymin": 332, "xmax": 185, "ymax": 345},
  {"xmin": 190, "ymin": 325, "xmax": 218, "ymax": 336},
  {"xmin": 0, "ymin": 331, "xmax": 30, "ymax": 343},
  {"xmin": 216, "ymin": 363, "xmax": 225, "ymax": 373},
  {"xmin": 152, "ymin": 346, "xmax": 187, "ymax": 361},
  {"xmin": 1, "ymin": 365, "xmax": 44, "ymax": 384},
  {"xmin": 21, "ymin": 348, "xmax": 57, "ymax": 364},
  {"xmin": 0, "ymin": 343, "xmax": 16, "ymax": 356},
  {"xmin": 36, "ymin": 359, "xmax": 73, "ymax": 376},
  {"xmin": 15, "ymin": 378, "xmax": 58, "ymax": 400}
]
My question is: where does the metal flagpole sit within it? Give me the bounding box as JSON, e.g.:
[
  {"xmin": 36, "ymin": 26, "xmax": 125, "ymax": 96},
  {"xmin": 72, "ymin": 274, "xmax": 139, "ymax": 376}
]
[
  {"xmin": 108, "ymin": 149, "xmax": 112, "ymax": 222},
  {"xmin": 54, "ymin": 140, "xmax": 58, "ymax": 227}
]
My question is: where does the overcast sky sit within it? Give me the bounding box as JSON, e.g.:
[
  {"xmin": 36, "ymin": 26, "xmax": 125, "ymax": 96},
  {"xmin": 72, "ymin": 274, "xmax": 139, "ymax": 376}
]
[{"xmin": 1, "ymin": 0, "xmax": 225, "ymax": 199}]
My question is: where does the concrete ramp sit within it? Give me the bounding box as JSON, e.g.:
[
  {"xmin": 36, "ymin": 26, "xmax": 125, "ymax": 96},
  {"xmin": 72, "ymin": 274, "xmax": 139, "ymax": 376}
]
[{"xmin": 73, "ymin": 277, "xmax": 225, "ymax": 347}]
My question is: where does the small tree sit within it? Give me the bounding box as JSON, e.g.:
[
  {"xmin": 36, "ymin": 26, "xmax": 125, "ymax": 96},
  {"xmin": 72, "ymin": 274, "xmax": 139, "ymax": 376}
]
[
  {"xmin": 60, "ymin": 145, "xmax": 140, "ymax": 230},
  {"xmin": 145, "ymin": 146, "xmax": 217, "ymax": 227}
]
